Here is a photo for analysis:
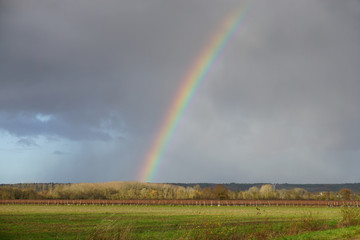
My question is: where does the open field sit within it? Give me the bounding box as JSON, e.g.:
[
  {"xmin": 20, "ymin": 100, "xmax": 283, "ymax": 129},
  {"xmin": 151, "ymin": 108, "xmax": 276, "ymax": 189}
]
[{"xmin": 1, "ymin": 204, "xmax": 360, "ymax": 239}]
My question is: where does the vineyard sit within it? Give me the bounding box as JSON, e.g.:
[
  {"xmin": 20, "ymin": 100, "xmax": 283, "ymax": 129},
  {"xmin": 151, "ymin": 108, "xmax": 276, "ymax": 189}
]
[{"xmin": 1, "ymin": 199, "xmax": 360, "ymax": 207}]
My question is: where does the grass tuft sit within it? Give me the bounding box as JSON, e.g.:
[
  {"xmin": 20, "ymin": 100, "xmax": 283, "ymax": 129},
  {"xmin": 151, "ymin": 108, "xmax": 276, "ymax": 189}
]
[{"xmin": 84, "ymin": 219, "xmax": 132, "ymax": 240}]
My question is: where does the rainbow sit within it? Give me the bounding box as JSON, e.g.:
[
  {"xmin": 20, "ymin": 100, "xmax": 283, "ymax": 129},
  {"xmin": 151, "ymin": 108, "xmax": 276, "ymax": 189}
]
[{"xmin": 138, "ymin": 5, "xmax": 252, "ymax": 182}]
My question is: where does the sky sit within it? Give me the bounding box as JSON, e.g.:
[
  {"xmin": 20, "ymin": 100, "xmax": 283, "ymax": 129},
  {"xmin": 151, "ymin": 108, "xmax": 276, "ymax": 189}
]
[{"xmin": 1, "ymin": 0, "xmax": 360, "ymax": 184}]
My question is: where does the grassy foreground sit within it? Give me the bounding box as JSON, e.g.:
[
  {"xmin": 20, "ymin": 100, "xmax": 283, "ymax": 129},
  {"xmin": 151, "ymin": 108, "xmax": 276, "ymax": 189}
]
[{"xmin": 0, "ymin": 204, "xmax": 359, "ymax": 239}]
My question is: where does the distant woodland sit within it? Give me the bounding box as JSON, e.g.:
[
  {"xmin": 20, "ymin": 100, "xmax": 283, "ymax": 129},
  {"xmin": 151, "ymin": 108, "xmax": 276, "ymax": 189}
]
[{"xmin": 1, "ymin": 182, "xmax": 360, "ymax": 201}]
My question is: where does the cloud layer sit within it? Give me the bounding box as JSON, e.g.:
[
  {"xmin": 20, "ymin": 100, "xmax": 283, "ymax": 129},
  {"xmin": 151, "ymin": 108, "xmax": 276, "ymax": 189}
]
[{"xmin": 1, "ymin": 0, "xmax": 360, "ymax": 183}]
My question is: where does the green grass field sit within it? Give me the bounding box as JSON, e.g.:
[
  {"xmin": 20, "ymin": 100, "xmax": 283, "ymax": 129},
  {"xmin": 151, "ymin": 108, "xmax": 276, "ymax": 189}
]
[{"xmin": 0, "ymin": 204, "xmax": 359, "ymax": 239}]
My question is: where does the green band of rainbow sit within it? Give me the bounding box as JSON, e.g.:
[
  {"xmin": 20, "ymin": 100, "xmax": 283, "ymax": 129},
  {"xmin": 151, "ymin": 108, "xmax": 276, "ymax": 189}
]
[{"xmin": 138, "ymin": 5, "xmax": 252, "ymax": 182}]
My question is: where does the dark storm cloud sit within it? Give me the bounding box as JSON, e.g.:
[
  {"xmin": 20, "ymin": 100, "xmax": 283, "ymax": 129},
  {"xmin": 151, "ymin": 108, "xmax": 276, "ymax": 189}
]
[
  {"xmin": 155, "ymin": 0, "xmax": 360, "ymax": 183},
  {"xmin": 1, "ymin": 0, "xmax": 360, "ymax": 183},
  {"xmin": 209, "ymin": 0, "xmax": 360, "ymax": 153},
  {"xmin": 0, "ymin": 0, "xmax": 241, "ymax": 139},
  {"xmin": 0, "ymin": 0, "xmax": 247, "ymax": 182}
]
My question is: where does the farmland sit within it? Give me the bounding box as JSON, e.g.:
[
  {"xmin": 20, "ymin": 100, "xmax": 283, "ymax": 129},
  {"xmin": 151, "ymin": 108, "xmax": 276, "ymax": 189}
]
[
  {"xmin": 1, "ymin": 204, "xmax": 360, "ymax": 239},
  {"xmin": 1, "ymin": 199, "xmax": 360, "ymax": 207}
]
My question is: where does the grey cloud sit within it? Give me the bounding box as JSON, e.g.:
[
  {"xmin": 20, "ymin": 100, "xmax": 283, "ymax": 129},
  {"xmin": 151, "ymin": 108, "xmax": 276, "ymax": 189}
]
[
  {"xmin": 0, "ymin": 111, "xmax": 116, "ymax": 141},
  {"xmin": 1, "ymin": 0, "xmax": 360, "ymax": 183},
  {"xmin": 207, "ymin": 0, "xmax": 360, "ymax": 152},
  {"xmin": 0, "ymin": 0, "xmax": 237, "ymax": 140},
  {"xmin": 152, "ymin": 0, "xmax": 360, "ymax": 183},
  {"xmin": 17, "ymin": 138, "xmax": 38, "ymax": 147},
  {"xmin": 53, "ymin": 150, "xmax": 64, "ymax": 155}
]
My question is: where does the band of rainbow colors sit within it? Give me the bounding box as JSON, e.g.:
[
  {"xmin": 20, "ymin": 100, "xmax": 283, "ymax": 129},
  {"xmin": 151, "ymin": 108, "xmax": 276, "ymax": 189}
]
[{"xmin": 138, "ymin": 5, "xmax": 252, "ymax": 182}]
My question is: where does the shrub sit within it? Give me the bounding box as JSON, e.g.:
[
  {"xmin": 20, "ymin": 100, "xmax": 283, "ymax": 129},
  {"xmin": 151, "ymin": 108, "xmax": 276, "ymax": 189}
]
[{"xmin": 339, "ymin": 206, "xmax": 360, "ymax": 227}]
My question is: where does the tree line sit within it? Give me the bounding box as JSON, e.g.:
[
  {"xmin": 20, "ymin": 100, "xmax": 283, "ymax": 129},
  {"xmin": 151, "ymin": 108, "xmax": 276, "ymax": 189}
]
[
  {"xmin": 172, "ymin": 183, "xmax": 360, "ymax": 193},
  {"xmin": 0, "ymin": 182, "xmax": 358, "ymax": 201}
]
